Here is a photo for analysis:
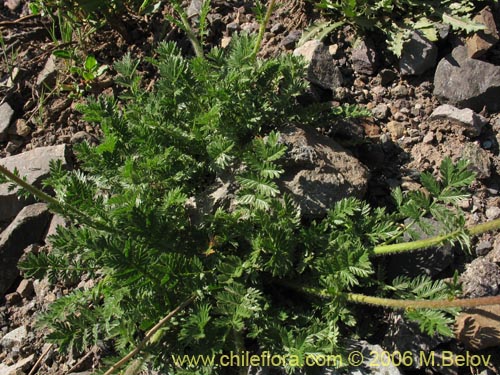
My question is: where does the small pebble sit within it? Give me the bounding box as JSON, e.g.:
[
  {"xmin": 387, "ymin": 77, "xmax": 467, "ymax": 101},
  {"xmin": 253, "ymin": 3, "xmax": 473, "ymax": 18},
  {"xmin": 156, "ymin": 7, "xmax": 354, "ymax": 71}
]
[
  {"xmin": 487, "ymin": 188, "xmax": 499, "ymax": 195},
  {"xmin": 221, "ymin": 36, "xmax": 232, "ymax": 48},
  {"xmin": 486, "ymin": 207, "xmax": 500, "ymax": 220},
  {"xmin": 328, "ymin": 44, "xmax": 339, "ymax": 55},
  {"xmin": 393, "ymin": 112, "xmax": 407, "ymax": 121},
  {"xmin": 423, "ymin": 132, "xmax": 434, "ymax": 144},
  {"xmin": 372, "ymin": 103, "xmax": 389, "ymax": 120},
  {"xmin": 482, "ymin": 140, "xmax": 493, "ymax": 149},
  {"xmin": 391, "ymin": 84, "xmax": 409, "ymax": 98},
  {"xmin": 476, "ymin": 240, "xmax": 492, "ymax": 256},
  {"xmin": 386, "ymin": 121, "xmax": 406, "ymax": 139},
  {"xmin": 270, "ymin": 23, "xmax": 285, "ymax": 34},
  {"xmin": 226, "ymin": 21, "xmax": 240, "ymax": 35}
]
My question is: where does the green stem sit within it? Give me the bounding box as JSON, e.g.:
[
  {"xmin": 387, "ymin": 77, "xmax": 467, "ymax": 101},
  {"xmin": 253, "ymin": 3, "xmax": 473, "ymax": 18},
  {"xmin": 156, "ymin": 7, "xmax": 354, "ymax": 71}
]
[
  {"xmin": 173, "ymin": 3, "xmax": 204, "ymax": 58},
  {"xmin": 346, "ymin": 293, "xmax": 500, "ymax": 309},
  {"xmin": 252, "ymin": 0, "xmax": 276, "ymax": 59},
  {"xmin": 373, "ymin": 218, "xmax": 500, "ymax": 256},
  {"xmin": 0, "ymin": 164, "xmax": 114, "ymax": 233},
  {"xmin": 103, "ymin": 295, "xmax": 196, "ymax": 375},
  {"xmin": 298, "ymin": 284, "xmax": 500, "ymax": 309}
]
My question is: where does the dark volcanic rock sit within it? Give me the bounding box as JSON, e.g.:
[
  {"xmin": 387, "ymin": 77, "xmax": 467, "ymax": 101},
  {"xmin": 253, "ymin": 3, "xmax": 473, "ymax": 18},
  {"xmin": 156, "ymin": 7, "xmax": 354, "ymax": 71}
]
[
  {"xmin": 351, "ymin": 38, "xmax": 379, "ymax": 75},
  {"xmin": 278, "ymin": 125, "xmax": 368, "ymax": 219},
  {"xmin": 0, "ymin": 203, "xmax": 51, "ymax": 296},
  {"xmin": 293, "ymin": 40, "xmax": 344, "ymax": 91},
  {"xmin": 0, "ymin": 102, "xmax": 15, "ymax": 141},
  {"xmin": 433, "ymin": 46, "xmax": 500, "ymax": 112},
  {"xmin": 0, "ymin": 145, "xmax": 70, "ymax": 221},
  {"xmin": 400, "ymin": 31, "xmax": 437, "ymax": 76}
]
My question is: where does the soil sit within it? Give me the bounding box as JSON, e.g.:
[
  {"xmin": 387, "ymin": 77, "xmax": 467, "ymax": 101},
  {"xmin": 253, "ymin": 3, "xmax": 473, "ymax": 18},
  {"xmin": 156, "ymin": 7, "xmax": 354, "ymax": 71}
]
[{"xmin": 1, "ymin": 0, "xmax": 500, "ymax": 374}]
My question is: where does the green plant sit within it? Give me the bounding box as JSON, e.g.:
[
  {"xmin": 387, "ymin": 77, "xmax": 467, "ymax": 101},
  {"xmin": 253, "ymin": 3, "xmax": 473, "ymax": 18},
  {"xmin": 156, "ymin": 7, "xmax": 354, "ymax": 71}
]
[
  {"xmin": 66, "ymin": 54, "xmax": 108, "ymax": 95},
  {"xmin": 332, "ymin": 103, "xmax": 371, "ymax": 119},
  {"xmin": 2, "ymin": 2, "xmax": 500, "ymax": 372},
  {"xmin": 0, "ymin": 32, "xmax": 19, "ymax": 81},
  {"xmin": 1, "ymin": 33, "xmax": 500, "ymax": 375},
  {"xmin": 303, "ymin": 0, "xmax": 487, "ymax": 55}
]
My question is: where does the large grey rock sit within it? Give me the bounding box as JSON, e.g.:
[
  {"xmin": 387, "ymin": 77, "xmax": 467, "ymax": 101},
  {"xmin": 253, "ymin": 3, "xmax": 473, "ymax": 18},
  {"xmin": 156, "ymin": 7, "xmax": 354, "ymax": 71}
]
[
  {"xmin": 460, "ymin": 257, "xmax": 500, "ymax": 298},
  {"xmin": 399, "ymin": 31, "xmax": 437, "ymax": 76},
  {"xmin": 0, "ymin": 325, "xmax": 27, "ymax": 350},
  {"xmin": 324, "ymin": 341, "xmax": 403, "ymax": 375},
  {"xmin": 429, "ymin": 104, "xmax": 487, "ymax": 137},
  {"xmin": 0, "ymin": 102, "xmax": 14, "ymax": 141},
  {"xmin": 0, "ymin": 203, "xmax": 51, "ymax": 295},
  {"xmin": 278, "ymin": 125, "xmax": 368, "ymax": 219},
  {"xmin": 382, "ymin": 313, "xmax": 445, "ymax": 370},
  {"xmin": 456, "ymin": 305, "xmax": 500, "ymax": 350},
  {"xmin": 433, "ymin": 46, "xmax": 500, "ymax": 112},
  {"xmin": 387, "ymin": 218, "xmax": 453, "ymax": 280},
  {"xmin": 0, "ymin": 144, "xmax": 70, "ymax": 221},
  {"xmin": 293, "ymin": 40, "xmax": 344, "ymax": 91},
  {"xmin": 466, "ymin": 6, "xmax": 499, "ymax": 58},
  {"xmin": 351, "ymin": 38, "xmax": 379, "ymax": 75}
]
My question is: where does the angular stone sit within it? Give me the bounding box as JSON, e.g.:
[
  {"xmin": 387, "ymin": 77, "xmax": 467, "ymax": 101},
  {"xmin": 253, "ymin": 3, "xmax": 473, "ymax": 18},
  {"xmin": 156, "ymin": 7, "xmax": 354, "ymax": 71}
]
[
  {"xmin": 0, "ymin": 203, "xmax": 52, "ymax": 295},
  {"xmin": 434, "ymin": 46, "xmax": 500, "ymax": 112},
  {"xmin": 382, "ymin": 314, "xmax": 443, "ymax": 370},
  {"xmin": 36, "ymin": 55, "xmax": 58, "ymax": 89},
  {"xmin": 45, "ymin": 214, "xmax": 67, "ymax": 240},
  {"xmin": 379, "ymin": 69, "xmax": 398, "ymax": 86},
  {"xmin": 487, "ymin": 236, "xmax": 500, "ymax": 263},
  {"xmin": 293, "ymin": 40, "xmax": 344, "ymax": 91},
  {"xmin": 429, "ymin": 104, "xmax": 487, "ymax": 137},
  {"xmin": 466, "ymin": 6, "xmax": 499, "ymax": 59},
  {"xmin": 0, "ymin": 102, "xmax": 14, "ymax": 141},
  {"xmin": 461, "ymin": 143, "xmax": 491, "ymax": 179},
  {"xmin": 0, "ymin": 145, "xmax": 70, "ymax": 221},
  {"xmin": 460, "ymin": 257, "xmax": 500, "ymax": 298},
  {"xmin": 4, "ymin": 292, "xmax": 20, "ymax": 305},
  {"xmin": 400, "ymin": 31, "xmax": 438, "ymax": 76},
  {"xmin": 4, "ymin": 0, "xmax": 21, "ymax": 11},
  {"xmin": 486, "ymin": 206, "xmax": 500, "ymax": 220},
  {"xmin": 187, "ymin": 0, "xmax": 203, "ymax": 18},
  {"xmin": 278, "ymin": 125, "xmax": 368, "ymax": 219},
  {"xmin": 372, "ymin": 103, "xmax": 389, "ymax": 120},
  {"xmin": 0, "ymin": 325, "xmax": 27, "ymax": 349},
  {"xmin": 281, "ymin": 30, "xmax": 302, "ymax": 50},
  {"xmin": 221, "ymin": 36, "xmax": 232, "ymax": 49},
  {"xmin": 0, "ymin": 354, "xmax": 34, "ymax": 375},
  {"xmin": 386, "ymin": 121, "xmax": 406, "ymax": 140},
  {"xmin": 351, "ymin": 38, "xmax": 379, "ymax": 75},
  {"xmin": 8, "ymin": 119, "xmax": 31, "ymax": 138},
  {"xmin": 387, "ymin": 218, "xmax": 454, "ymax": 280},
  {"xmin": 339, "ymin": 341, "xmax": 403, "ymax": 375},
  {"xmin": 456, "ymin": 305, "xmax": 500, "ymax": 350},
  {"xmin": 16, "ymin": 279, "xmax": 34, "ymax": 299}
]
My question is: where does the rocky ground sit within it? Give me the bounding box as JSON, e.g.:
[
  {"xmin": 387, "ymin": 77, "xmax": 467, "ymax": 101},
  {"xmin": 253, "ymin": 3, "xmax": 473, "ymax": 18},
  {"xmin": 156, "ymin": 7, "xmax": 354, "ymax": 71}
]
[{"xmin": 1, "ymin": 1, "xmax": 500, "ymax": 374}]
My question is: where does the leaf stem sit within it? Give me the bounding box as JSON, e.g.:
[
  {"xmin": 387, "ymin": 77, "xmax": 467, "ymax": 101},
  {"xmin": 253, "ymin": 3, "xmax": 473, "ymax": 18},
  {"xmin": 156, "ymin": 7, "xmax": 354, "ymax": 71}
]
[
  {"xmin": 173, "ymin": 3, "xmax": 204, "ymax": 58},
  {"xmin": 252, "ymin": 0, "xmax": 276, "ymax": 59},
  {"xmin": 346, "ymin": 293, "xmax": 500, "ymax": 309},
  {"xmin": 297, "ymin": 284, "xmax": 500, "ymax": 309},
  {"xmin": 0, "ymin": 164, "xmax": 115, "ymax": 233},
  {"xmin": 103, "ymin": 295, "xmax": 196, "ymax": 375},
  {"xmin": 373, "ymin": 218, "xmax": 500, "ymax": 255}
]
